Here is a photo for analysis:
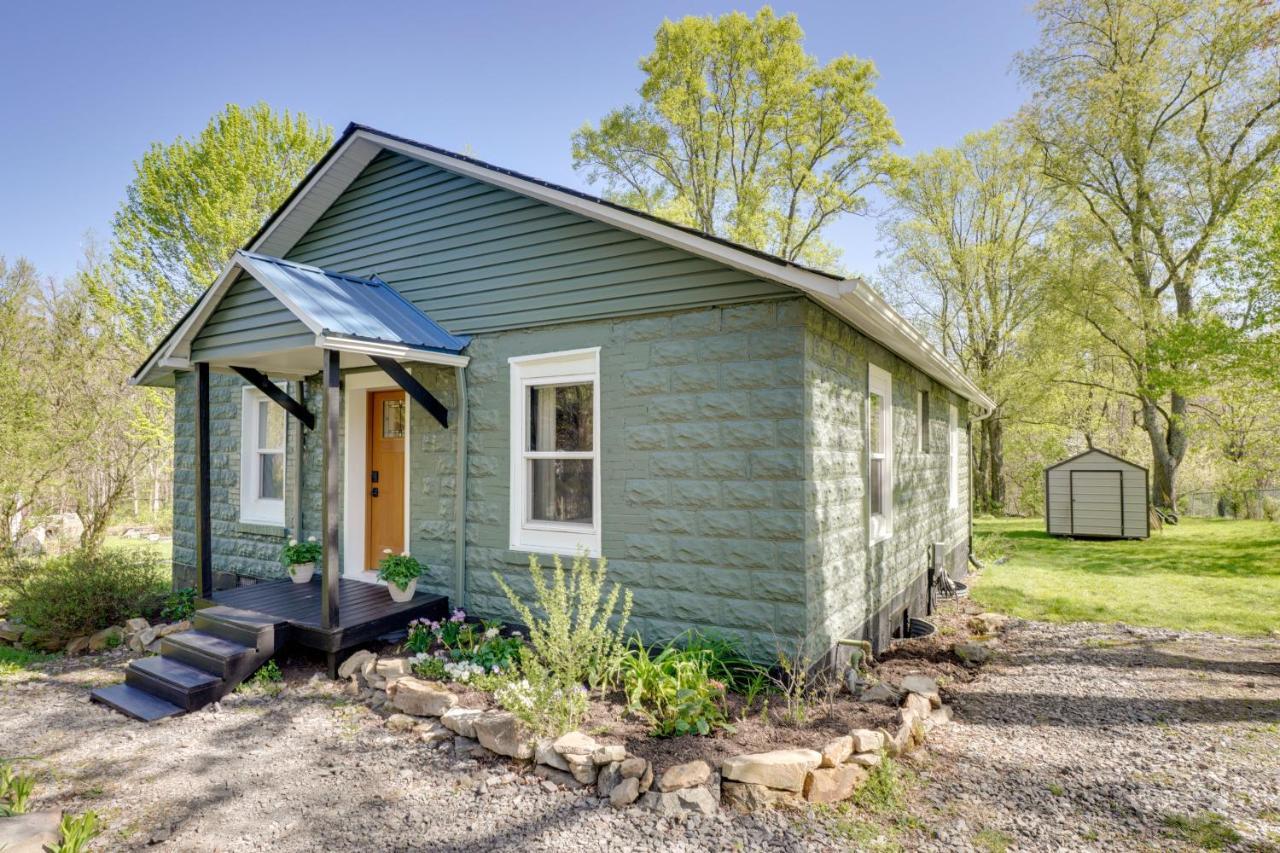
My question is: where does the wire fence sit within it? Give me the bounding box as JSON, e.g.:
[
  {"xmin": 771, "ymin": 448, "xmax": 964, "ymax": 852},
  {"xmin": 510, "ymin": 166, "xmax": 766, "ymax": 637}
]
[{"xmin": 1181, "ymin": 489, "xmax": 1280, "ymax": 520}]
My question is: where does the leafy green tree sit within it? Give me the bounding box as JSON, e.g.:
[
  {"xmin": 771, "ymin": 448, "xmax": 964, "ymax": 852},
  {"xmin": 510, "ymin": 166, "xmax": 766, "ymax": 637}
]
[
  {"xmin": 110, "ymin": 102, "xmax": 332, "ymax": 344},
  {"xmin": 881, "ymin": 124, "xmax": 1058, "ymax": 511},
  {"xmin": 1018, "ymin": 0, "xmax": 1280, "ymax": 508},
  {"xmin": 572, "ymin": 7, "xmax": 902, "ymax": 269}
]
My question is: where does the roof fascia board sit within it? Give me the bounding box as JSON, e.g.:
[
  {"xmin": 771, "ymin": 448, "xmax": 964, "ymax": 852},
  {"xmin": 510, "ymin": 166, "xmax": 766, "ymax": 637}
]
[
  {"xmin": 314, "ymin": 334, "xmax": 470, "ymax": 367},
  {"xmin": 132, "ymin": 255, "xmax": 248, "ymax": 385}
]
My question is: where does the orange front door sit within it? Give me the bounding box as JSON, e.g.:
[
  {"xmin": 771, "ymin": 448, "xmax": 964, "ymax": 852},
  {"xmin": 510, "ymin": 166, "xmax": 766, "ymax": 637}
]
[{"xmin": 365, "ymin": 390, "xmax": 406, "ymax": 570}]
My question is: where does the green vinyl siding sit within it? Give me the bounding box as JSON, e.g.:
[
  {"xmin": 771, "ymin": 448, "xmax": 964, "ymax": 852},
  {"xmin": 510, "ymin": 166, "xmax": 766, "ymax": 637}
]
[
  {"xmin": 284, "ymin": 150, "xmax": 790, "ymax": 333},
  {"xmin": 190, "ymin": 273, "xmax": 313, "ymax": 362}
]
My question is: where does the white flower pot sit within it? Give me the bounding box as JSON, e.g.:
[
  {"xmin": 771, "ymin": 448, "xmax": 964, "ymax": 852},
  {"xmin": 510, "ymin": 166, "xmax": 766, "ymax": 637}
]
[
  {"xmin": 287, "ymin": 561, "xmax": 315, "ymax": 584},
  {"xmin": 388, "ymin": 578, "xmax": 417, "ymax": 602}
]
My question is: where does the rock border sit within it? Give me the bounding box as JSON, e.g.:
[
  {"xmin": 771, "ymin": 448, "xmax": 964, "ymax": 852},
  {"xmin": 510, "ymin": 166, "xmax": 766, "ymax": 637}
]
[{"xmin": 343, "ymin": 652, "xmax": 958, "ymax": 816}]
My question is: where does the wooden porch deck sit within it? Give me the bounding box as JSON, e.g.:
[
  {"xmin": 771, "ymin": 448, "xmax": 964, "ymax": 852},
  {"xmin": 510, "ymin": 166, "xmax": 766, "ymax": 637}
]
[{"xmin": 210, "ymin": 576, "xmax": 448, "ymax": 672}]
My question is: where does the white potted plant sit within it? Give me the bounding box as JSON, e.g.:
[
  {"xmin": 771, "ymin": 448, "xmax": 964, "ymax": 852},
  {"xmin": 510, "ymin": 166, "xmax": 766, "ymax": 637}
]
[
  {"xmin": 281, "ymin": 536, "xmax": 321, "ymax": 584},
  {"xmin": 377, "ymin": 549, "xmax": 424, "ymax": 602}
]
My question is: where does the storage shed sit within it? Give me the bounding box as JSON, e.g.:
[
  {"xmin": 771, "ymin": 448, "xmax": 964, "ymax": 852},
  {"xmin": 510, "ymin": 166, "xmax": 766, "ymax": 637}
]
[{"xmin": 1045, "ymin": 449, "xmax": 1149, "ymax": 539}]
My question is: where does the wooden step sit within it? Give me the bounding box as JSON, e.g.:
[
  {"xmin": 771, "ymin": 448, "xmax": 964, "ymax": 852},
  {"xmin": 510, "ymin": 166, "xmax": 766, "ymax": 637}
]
[
  {"xmin": 126, "ymin": 655, "xmax": 223, "ymax": 710},
  {"xmin": 195, "ymin": 606, "xmax": 287, "ymax": 651},
  {"xmin": 89, "ymin": 683, "xmax": 184, "ymax": 722},
  {"xmin": 160, "ymin": 630, "xmax": 253, "ymax": 678}
]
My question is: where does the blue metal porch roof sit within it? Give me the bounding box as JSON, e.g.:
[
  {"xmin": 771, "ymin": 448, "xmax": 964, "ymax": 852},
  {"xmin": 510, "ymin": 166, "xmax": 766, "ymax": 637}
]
[{"xmin": 236, "ymin": 251, "xmax": 471, "ymax": 355}]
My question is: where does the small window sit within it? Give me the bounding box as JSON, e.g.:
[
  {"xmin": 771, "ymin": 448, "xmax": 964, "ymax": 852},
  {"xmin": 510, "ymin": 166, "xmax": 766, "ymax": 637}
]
[
  {"xmin": 382, "ymin": 398, "xmax": 405, "ymax": 439},
  {"xmin": 240, "ymin": 387, "xmax": 287, "ymax": 525},
  {"xmin": 868, "ymin": 363, "xmax": 893, "ymax": 543},
  {"xmin": 918, "ymin": 390, "xmax": 930, "ymax": 453},
  {"xmin": 509, "ymin": 348, "xmax": 601, "ymax": 555},
  {"xmin": 948, "ymin": 403, "xmax": 960, "ymax": 509}
]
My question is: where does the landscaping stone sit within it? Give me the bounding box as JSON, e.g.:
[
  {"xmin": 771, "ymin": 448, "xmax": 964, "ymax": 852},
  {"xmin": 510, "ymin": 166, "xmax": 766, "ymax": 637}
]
[
  {"xmin": 819, "ymin": 735, "xmax": 853, "ymax": 768},
  {"xmin": 389, "ymin": 678, "xmax": 457, "ymax": 717},
  {"xmin": 415, "ymin": 722, "xmax": 452, "ymax": 745},
  {"xmin": 64, "ymin": 635, "xmax": 90, "ymax": 656},
  {"xmin": 899, "ymin": 674, "xmax": 940, "ymax": 706},
  {"xmin": 720, "ymin": 748, "xmax": 821, "ymax": 792},
  {"xmin": 125, "ymin": 617, "xmax": 150, "ymax": 634},
  {"xmin": 858, "ymin": 681, "xmax": 899, "ymax": 704},
  {"xmin": 955, "ymin": 640, "xmax": 992, "ymax": 665},
  {"xmin": 596, "ymin": 761, "xmax": 622, "ymax": 798},
  {"xmin": 338, "ymin": 650, "xmax": 375, "ymax": 679},
  {"xmin": 0, "ymin": 620, "xmax": 22, "ymax": 643},
  {"xmin": 535, "ymin": 739, "xmax": 570, "ymax": 771},
  {"xmin": 361, "ymin": 658, "xmax": 384, "ymax": 689},
  {"xmin": 439, "ymin": 707, "xmax": 484, "ymax": 739},
  {"xmin": 472, "ymin": 711, "xmax": 534, "ymax": 760},
  {"xmin": 657, "ymin": 759, "xmax": 711, "ymax": 792},
  {"xmin": 640, "ymin": 786, "xmax": 717, "ymax": 817},
  {"xmin": 969, "ymin": 612, "xmax": 1009, "ymax": 634},
  {"xmin": 591, "ymin": 743, "xmax": 626, "ymax": 764},
  {"xmin": 155, "ymin": 621, "xmax": 189, "ymax": 638},
  {"xmin": 375, "ymin": 657, "xmax": 411, "ymax": 679},
  {"xmin": 88, "ymin": 625, "xmax": 123, "ymax": 651},
  {"xmin": 0, "ymin": 809, "xmax": 60, "ymax": 853},
  {"xmin": 533, "ymin": 765, "xmax": 585, "ymax": 789},
  {"xmin": 551, "ymin": 731, "xmax": 598, "ymax": 757},
  {"xmin": 618, "ymin": 757, "xmax": 647, "ymax": 779},
  {"xmin": 850, "ymin": 728, "xmax": 885, "ymax": 753},
  {"xmin": 385, "ymin": 714, "xmax": 417, "ymax": 732},
  {"xmin": 803, "ymin": 764, "xmax": 868, "ymax": 804},
  {"xmin": 849, "ymin": 751, "xmax": 882, "ymax": 768},
  {"xmin": 902, "ymin": 691, "xmax": 933, "ymax": 723},
  {"xmin": 928, "ymin": 705, "xmax": 954, "ymax": 728},
  {"xmin": 566, "ymin": 756, "xmax": 598, "ymax": 785},
  {"xmin": 610, "ymin": 776, "xmax": 640, "ymax": 808},
  {"xmin": 721, "ymin": 781, "xmax": 802, "ymax": 812}
]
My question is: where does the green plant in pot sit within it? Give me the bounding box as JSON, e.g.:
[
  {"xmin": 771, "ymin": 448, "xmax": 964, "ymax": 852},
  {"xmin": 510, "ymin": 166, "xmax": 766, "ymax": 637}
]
[
  {"xmin": 378, "ymin": 549, "xmax": 424, "ymax": 602},
  {"xmin": 281, "ymin": 537, "xmax": 321, "ymax": 584}
]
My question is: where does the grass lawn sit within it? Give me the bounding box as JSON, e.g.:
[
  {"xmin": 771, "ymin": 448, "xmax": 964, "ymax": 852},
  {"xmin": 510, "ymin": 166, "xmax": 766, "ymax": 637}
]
[
  {"xmin": 971, "ymin": 516, "xmax": 1280, "ymax": 636},
  {"xmin": 103, "ymin": 534, "xmax": 172, "ymax": 563}
]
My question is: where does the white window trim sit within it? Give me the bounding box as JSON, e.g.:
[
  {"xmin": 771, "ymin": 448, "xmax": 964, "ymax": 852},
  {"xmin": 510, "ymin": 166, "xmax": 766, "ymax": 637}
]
[
  {"xmin": 868, "ymin": 363, "xmax": 893, "ymax": 545},
  {"xmin": 508, "ymin": 347, "xmax": 602, "ymax": 557},
  {"xmin": 948, "ymin": 403, "xmax": 960, "ymax": 509},
  {"xmin": 239, "ymin": 386, "xmax": 286, "ymax": 526}
]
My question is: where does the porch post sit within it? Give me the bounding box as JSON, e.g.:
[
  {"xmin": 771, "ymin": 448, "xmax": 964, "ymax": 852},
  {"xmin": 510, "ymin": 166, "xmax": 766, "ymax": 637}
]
[
  {"xmin": 194, "ymin": 362, "xmax": 213, "ymax": 599},
  {"xmin": 320, "ymin": 349, "xmax": 341, "ymax": 631}
]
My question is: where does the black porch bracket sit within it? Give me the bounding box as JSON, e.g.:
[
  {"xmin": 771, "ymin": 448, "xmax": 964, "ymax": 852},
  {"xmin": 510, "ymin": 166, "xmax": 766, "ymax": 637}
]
[
  {"xmin": 371, "ymin": 356, "xmax": 450, "ymax": 428},
  {"xmin": 231, "ymin": 366, "xmax": 316, "ymax": 430}
]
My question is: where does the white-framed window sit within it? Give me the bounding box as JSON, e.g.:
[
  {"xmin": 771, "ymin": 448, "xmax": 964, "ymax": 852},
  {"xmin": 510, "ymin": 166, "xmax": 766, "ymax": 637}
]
[
  {"xmin": 917, "ymin": 389, "xmax": 930, "ymax": 453},
  {"xmin": 948, "ymin": 403, "xmax": 960, "ymax": 509},
  {"xmin": 868, "ymin": 363, "xmax": 893, "ymax": 544},
  {"xmin": 508, "ymin": 347, "xmax": 601, "ymax": 556},
  {"xmin": 240, "ymin": 387, "xmax": 286, "ymax": 525}
]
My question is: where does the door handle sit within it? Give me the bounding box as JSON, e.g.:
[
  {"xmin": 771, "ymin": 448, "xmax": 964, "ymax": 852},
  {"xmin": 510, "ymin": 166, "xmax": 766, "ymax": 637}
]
[{"xmin": 370, "ymin": 487, "xmax": 379, "ymax": 498}]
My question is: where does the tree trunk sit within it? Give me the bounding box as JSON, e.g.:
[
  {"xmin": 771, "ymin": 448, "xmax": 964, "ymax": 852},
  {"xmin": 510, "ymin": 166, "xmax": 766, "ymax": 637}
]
[
  {"xmin": 987, "ymin": 414, "xmax": 1006, "ymax": 512},
  {"xmin": 973, "ymin": 424, "xmax": 992, "ymax": 513},
  {"xmin": 1141, "ymin": 393, "xmax": 1188, "ymax": 509}
]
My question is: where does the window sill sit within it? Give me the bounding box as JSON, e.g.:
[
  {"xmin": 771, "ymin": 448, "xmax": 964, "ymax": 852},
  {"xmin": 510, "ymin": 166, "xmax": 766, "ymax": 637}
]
[
  {"xmin": 508, "ymin": 539, "xmax": 601, "ymax": 559},
  {"xmin": 236, "ymin": 520, "xmax": 288, "ymax": 537}
]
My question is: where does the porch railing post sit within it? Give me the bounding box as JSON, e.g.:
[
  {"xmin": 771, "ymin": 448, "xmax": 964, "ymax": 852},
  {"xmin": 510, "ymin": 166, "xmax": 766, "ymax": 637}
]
[
  {"xmin": 321, "ymin": 349, "xmax": 341, "ymax": 630},
  {"xmin": 194, "ymin": 361, "xmax": 213, "ymax": 599}
]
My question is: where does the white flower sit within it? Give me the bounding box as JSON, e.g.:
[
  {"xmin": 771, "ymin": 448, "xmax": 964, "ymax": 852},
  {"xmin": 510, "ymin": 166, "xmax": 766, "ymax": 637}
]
[
  {"xmin": 289, "ymin": 538, "xmax": 298, "ymax": 546},
  {"xmin": 484, "ymin": 627, "xmax": 499, "ymax": 640},
  {"xmin": 307, "ymin": 536, "xmax": 317, "ymax": 542},
  {"xmin": 382, "ymin": 548, "xmax": 393, "ymax": 555},
  {"xmin": 401, "ymin": 550, "xmax": 410, "ymax": 557}
]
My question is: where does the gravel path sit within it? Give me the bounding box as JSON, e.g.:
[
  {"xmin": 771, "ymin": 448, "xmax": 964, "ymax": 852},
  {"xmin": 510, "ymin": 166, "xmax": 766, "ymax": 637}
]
[
  {"xmin": 1, "ymin": 618, "xmax": 1276, "ymax": 851},
  {"xmin": 907, "ymin": 620, "xmax": 1280, "ymax": 851}
]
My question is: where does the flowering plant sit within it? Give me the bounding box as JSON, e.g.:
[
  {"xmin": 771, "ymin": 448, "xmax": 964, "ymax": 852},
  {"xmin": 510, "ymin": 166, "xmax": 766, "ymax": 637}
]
[
  {"xmin": 377, "ymin": 549, "xmax": 423, "ymax": 590},
  {"xmin": 403, "ymin": 610, "xmax": 524, "ymax": 680},
  {"xmin": 280, "ymin": 537, "xmax": 321, "ymax": 572}
]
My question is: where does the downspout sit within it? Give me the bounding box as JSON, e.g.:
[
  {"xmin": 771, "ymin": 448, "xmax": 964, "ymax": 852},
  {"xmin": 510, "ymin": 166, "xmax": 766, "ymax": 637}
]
[
  {"xmin": 290, "ymin": 379, "xmax": 305, "ymax": 537},
  {"xmin": 452, "ymin": 365, "xmax": 468, "ymax": 609}
]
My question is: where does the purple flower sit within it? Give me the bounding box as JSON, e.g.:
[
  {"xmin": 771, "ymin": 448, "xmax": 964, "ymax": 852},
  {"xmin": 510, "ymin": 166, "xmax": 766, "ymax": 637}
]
[{"xmin": 450, "ymin": 608, "xmax": 466, "ymax": 623}]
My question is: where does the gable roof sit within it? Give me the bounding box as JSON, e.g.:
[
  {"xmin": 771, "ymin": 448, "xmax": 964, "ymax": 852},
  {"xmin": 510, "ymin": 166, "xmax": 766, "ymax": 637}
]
[
  {"xmin": 1045, "ymin": 448, "xmax": 1147, "ymax": 472},
  {"xmin": 134, "ymin": 122, "xmax": 995, "ymax": 414}
]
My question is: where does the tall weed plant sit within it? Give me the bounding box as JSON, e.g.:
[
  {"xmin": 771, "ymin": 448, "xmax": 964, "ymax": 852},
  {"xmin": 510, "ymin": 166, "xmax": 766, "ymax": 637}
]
[{"xmin": 494, "ymin": 552, "xmax": 632, "ymax": 691}]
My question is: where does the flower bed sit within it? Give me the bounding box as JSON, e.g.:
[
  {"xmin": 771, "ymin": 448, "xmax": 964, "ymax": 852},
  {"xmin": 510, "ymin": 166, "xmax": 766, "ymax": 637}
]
[{"xmin": 330, "ymin": 552, "xmax": 995, "ymax": 815}]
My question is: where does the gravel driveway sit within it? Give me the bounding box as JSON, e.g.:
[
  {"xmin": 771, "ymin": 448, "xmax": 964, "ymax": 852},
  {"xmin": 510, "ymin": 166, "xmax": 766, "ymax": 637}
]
[{"xmin": 1, "ymin": 617, "xmax": 1276, "ymax": 851}]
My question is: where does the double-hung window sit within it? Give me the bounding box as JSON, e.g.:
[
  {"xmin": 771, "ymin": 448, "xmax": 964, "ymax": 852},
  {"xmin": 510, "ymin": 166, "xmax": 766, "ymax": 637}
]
[
  {"xmin": 240, "ymin": 387, "xmax": 286, "ymax": 525},
  {"xmin": 868, "ymin": 363, "xmax": 893, "ymax": 543},
  {"xmin": 509, "ymin": 348, "xmax": 601, "ymax": 556},
  {"xmin": 917, "ymin": 389, "xmax": 930, "ymax": 453},
  {"xmin": 948, "ymin": 403, "xmax": 960, "ymax": 509}
]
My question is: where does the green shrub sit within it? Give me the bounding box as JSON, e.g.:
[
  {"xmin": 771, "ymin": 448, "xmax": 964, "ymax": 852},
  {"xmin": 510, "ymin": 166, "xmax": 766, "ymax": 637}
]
[
  {"xmin": 495, "ymin": 648, "xmax": 589, "ymax": 736},
  {"xmin": 52, "ymin": 811, "xmax": 100, "ymax": 853},
  {"xmin": 159, "ymin": 587, "xmax": 196, "ymax": 623},
  {"xmin": 8, "ymin": 547, "xmax": 167, "ymax": 638},
  {"xmin": 678, "ymin": 630, "xmax": 766, "ymax": 694},
  {"xmin": 620, "ymin": 640, "xmax": 733, "ymax": 737},
  {"xmin": 493, "ymin": 552, "xmax": 632, "ymax": 691},
  {"xmin": 377, "ymin": 550, "xmax": 424, "ymax": 590}
]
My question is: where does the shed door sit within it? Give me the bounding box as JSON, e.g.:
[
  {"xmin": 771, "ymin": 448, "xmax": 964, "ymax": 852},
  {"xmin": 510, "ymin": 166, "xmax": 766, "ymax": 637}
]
[{"xmin": 1070, "ymin": 470, "xmax": 1124, "ymax": 536}]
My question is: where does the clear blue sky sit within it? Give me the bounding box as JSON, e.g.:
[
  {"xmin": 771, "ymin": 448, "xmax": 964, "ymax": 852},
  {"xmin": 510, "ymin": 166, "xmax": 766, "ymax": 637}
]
[{"xmin": 1, "ymin": 1, "xmax": 1039, "ymax": 282}]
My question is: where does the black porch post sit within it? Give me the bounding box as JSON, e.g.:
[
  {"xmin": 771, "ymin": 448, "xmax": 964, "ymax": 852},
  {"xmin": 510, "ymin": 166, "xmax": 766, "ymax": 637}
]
[
  {"xmin": 320, "ymin": 349, "xmax": 341, "ymax": 642},
  {"xmin": 194, "ymin": 362, "xmax": 213, "ymax": 599}
]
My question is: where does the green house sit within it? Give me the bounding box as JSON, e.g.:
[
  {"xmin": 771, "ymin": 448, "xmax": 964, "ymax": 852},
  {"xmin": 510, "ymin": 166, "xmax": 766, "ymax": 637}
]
[{"xmin": 135, "ymin": 123, "xmax": 994, "ymax": 671}]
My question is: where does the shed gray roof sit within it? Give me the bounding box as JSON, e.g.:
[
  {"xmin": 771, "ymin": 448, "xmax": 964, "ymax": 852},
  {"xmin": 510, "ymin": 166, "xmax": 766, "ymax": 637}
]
[{"xmin": 232, "ymin": 251, "xmax": 470, "ymax": 355}]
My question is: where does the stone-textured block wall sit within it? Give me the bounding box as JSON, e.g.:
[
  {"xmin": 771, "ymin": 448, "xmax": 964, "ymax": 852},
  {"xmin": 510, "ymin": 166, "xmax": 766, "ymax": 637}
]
[
  {"xmin": 462, "ymin": 298, "xmax": 809, "ymax": 659},
  {"xmin": 803, "ymin": 302, "xmax": 971, "ymax": 655}
]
